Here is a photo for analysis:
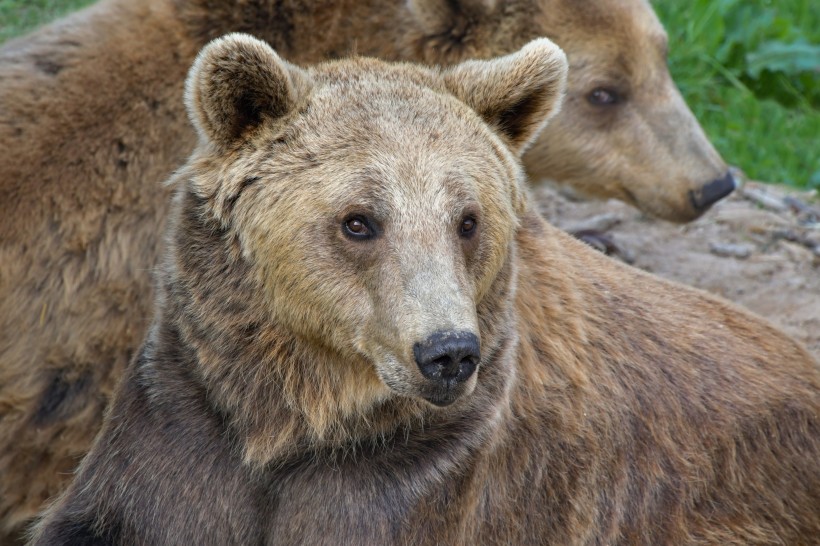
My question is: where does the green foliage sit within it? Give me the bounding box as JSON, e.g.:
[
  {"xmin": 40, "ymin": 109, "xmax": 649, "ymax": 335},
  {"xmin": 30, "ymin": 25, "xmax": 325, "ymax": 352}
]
[{"xmin": 654, "ymin": 0, "xmax": 820, "ymax": 189}]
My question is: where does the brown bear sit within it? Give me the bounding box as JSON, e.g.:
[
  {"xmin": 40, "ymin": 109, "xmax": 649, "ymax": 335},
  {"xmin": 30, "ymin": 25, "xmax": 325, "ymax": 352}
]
[
  {"xmin": 29, "ymin": 34, "xmax": 819, "ymax": 546},
  {"xmin": 0, "ymin": 0, "xmax": 735, "ymax": 538}
]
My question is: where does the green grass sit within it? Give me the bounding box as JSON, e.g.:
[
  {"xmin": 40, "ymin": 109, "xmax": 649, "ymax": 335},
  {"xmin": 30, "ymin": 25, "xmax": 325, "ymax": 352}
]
[
  {"xmin": 1, "ymin": 0, "xmax": 818, "ymax": 188},
  {"xmin": 654, "ymin": 0, "xmax": 820, "ymax": 189},
  {"xmin": 0, "ymin": 0, "xmax": 95, "ymax": 42}
]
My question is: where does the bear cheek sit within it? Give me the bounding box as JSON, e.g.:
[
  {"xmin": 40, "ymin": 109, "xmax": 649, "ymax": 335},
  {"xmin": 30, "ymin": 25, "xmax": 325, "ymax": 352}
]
[
  {"xmin": 243, "ymin": 230, "xmax": 364, "ymax": 348},
  {"xmin": 469, "ymin": 215, "xmax": 515, "ymax": 304}
]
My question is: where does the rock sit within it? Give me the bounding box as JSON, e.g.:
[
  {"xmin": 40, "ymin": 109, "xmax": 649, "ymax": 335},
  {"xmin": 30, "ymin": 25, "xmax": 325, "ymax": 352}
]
[
  {"xmin": 743, "ymin": 186, "xmax": 789, "ymax": 212},
  {"xmin": 561, "ymin": 212, "xmax": 622, "ymax": 234},
  {"xmin": 709, "ymin": 242, "xmax": 755, "ymax": 259}
]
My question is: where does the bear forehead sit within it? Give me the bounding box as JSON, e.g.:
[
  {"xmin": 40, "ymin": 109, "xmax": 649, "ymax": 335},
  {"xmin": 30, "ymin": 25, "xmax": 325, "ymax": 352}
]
[
  {"xmin": 301, "ymin": 60, "xmax": 478, "ymax": 132},
  {"xmin": 536, "ymin": 0, "xmax": 667, "ymax": 71},
  {"xmin": 255, "ymin": 131, "xmax": 508, "ymax": 214},
  {"xmin": 271, "ymin": 115, "xmax": 510, "ymax": 204},
  {"xmin": 285, "ymin": 85, "xmax": 503, "ymax": 169},
  {"xmin": 311, "ymin": 57, "xmax": 444, "ymax": 91},
  {"xmin": 235, "ymin": 83, "xmax": 510, "ymax": 192},
  {"xmin": 223, "ymin": 56, "xmax": 522, "ymax": 211},
  {"xmin": 236, "ymin": 120, "xmax": 514, "ymax": 226}
]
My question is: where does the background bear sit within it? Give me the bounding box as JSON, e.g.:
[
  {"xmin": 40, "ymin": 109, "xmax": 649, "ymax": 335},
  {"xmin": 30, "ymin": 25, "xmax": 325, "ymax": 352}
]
[
  {"xmin": 31, "ymin": 34, "xmax": 819, "ymax": 546},
  {"xmin": 0, "ymin": 0, "xmax": 734, "ymax": 539}
]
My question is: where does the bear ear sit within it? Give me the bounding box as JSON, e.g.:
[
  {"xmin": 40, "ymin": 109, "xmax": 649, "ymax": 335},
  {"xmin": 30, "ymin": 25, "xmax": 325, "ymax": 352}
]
[
  {"xmin": 184, "ymin": 33, "xmax": 313, "ymax": 149},
  {"xmin": 442, "ymin": 38, "xmax": 568, "ymax": 155},
  {"xmin": 407, "ymin": 0, "xmax": 498, "ymax": 40}
]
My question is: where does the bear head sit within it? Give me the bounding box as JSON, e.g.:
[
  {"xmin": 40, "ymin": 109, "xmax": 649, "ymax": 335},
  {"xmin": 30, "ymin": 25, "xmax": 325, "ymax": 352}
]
[
  {"xmin": 405, "ymin": 0, "xmax": 736, "ymax": 221},
  {"xmin": 174, "ymin": 33, "xmax": 566, "ymax": 458}
]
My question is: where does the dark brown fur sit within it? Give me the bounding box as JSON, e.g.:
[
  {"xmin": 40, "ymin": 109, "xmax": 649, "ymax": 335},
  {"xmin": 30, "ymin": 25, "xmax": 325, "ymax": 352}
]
[
  {"xmin": 0, "ymin": 0, "xmax": 740, "ymax": 538},
  {"xmin": 29, "ymin": 36, "xmax": 820, "ymax": 546}
]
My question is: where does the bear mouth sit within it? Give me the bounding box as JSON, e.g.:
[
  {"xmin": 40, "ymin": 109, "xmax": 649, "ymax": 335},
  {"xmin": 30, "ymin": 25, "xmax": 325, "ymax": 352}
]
[
  {"xmin": 419, "ymin": 376, "xmax": 475, "ymax": 407},
  {"xmin": 424, "ymin": 393, "xmax": 460, "ymax": 407}
]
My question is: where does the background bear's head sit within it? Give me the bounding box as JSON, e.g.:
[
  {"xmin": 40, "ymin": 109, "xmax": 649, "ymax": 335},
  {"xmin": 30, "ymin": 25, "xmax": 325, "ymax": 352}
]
[
  {"xmin": 404, "ymin": 0, "xmax": 736, "ymax": 221},
  {"xmin": 176, "ymin": 34, "xmax": 565, "ymax": 434}
]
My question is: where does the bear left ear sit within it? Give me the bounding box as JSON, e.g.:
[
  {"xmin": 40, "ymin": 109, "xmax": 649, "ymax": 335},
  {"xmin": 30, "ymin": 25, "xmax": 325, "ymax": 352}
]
[
  {"xmin": 443, "ymin": 38, "xmax": 568, "ymax": 155},
  {"xmin": 184, "ymin": 33, "xmax": 313, "ymax": 149}
]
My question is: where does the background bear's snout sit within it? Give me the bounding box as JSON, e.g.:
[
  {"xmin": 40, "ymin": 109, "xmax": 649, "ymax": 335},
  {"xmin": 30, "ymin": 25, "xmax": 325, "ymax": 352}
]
[
  {"xmin": 414, "ymin": 331, "xmax": 480, "ymax": 385},
  {"xmin": 688, "ymin": 171, "xmax": 738, "ymax": 212}
]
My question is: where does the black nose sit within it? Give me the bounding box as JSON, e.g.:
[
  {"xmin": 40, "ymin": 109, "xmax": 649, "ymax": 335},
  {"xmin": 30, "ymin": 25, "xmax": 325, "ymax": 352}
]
[
  {"xmin": 413, "ymin": 331, "xmax": 480, "ymax": 384},
  {"xmin": 689, "ymin": 171, "xmax": 737, "ymax": 211}
]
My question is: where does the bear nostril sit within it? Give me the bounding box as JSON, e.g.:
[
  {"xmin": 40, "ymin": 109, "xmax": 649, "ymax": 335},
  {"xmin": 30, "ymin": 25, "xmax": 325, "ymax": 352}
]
[
  {"xmin": 432, "ymin": 355, "xmax": 475, "ymax": 379},
  {"xmin": 689, "ymin": 171, "xmax": 737, "ymax": 212},
  {"xmin": 414, "ymin": 331, "xmax": 480, "ymax": 384}
]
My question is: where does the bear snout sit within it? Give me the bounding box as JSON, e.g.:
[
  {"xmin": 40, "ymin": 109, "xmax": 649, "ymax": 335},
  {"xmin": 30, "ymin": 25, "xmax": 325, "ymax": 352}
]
[
  {"xmin": 688, "ymin": 170, "xmax": 738, "ymax": 213},
  {"xmin": 413, "ymin": 331, "xmax": 480, "ymax": 404}
]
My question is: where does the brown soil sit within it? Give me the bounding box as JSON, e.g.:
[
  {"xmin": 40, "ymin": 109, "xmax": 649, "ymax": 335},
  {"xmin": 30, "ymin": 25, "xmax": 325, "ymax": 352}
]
[{"xmin": 534, "ymin": 180, "xmax": 820, "ymax": 361}]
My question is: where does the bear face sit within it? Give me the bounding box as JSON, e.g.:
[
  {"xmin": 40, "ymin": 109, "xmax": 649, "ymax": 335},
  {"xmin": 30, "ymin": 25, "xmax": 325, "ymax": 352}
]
[
  {"xmin": 27, "ymin": 34, "xmax": 820, "ymax": 546},
  {"xmin": 0, "ymin": 1, "xmax": 782, "ymax": 539},
  {"xmin": 181, "ymin": 35, "xmax": 566, "ymax": 413},
  {"xmin": 521, "ymin": 0, "xmax": 733, "ymax": 221},
  {"xmin": 406, "ymin": 0, "xmax": 734, "ymax": 221}
]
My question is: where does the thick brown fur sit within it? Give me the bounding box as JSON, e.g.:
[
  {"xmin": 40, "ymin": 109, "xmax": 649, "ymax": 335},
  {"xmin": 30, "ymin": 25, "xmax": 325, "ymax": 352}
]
[
  {"xmin": 29, "ymin": 35, "xmax": 820, "ymax": 546},
  {"xmin": 0, "ymin": 0, "xmax": 740, "ymax": 538}
]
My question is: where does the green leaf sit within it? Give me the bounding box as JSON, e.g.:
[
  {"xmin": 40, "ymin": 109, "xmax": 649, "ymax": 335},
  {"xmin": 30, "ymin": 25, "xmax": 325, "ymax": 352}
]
[
  {"xmin": 746, "ymin": 41, "xmax": 820, "ymax": 78},
  {"xmin": 809, "ymin": 171, "xmax": 820, "ymax": 190}
]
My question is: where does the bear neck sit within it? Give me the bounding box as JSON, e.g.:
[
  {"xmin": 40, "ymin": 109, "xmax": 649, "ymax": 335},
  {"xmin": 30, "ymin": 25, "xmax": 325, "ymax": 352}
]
[
  {"xmin": 171, "ymin": 0, "xmax": 410, "ymax": 62},
  {"xmin": 155, "ymin": 188, "xmax": 521, "ymax": 470},
  {"xmin": 169, "ymin": 0, "xmax": 541, "ymax": 68}
]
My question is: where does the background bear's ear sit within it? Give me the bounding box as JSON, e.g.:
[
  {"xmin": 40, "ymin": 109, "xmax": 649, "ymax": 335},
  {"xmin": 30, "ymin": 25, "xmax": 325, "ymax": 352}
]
[
  {"xmin": 407, "ymin": 0, "xmax": 497, "ymax": 40},
  {"xmin": 443, "ymin": 38, "xmax": 568, "ymax": 155},
  {"xmin": 184, "ymin": 33, "xmax": 312, "ymax": 149}
]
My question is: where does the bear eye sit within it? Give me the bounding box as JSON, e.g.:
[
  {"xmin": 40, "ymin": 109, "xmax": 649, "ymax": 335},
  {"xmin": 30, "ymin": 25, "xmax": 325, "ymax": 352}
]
[
  {"xmin": 588, "ymin": 87, "xmax": 620, "ymax": 106},
  {"xmin": 343, "ymin": 215, "xmax": 375, "ymax": 240},
  {"xmin": 460, "ymin": 216, "xmax": 477, "ymax": 238}
]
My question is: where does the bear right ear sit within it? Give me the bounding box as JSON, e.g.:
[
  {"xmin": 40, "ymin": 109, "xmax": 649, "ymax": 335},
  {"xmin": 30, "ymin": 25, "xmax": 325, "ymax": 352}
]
[
  {"xmin": 442, "ymin": 38, "xmax": 568, "ymax": 155},
  {"xmin": 185, "ymin": 33, "xmax": 312, "ymax": 149}
]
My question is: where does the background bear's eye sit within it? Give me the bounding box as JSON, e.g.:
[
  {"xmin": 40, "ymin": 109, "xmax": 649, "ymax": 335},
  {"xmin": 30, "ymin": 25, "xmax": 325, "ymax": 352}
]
[
  {"xmin": 460, "ymin": 216, "xmax": 477, "ymax": 238},
  {"xmin": 587, "ymin": 87, "xmax": 620, "ymax": 106},
  {"xmin": 343, "ymin": 216, "xmax": 374, "ymax": 239}
]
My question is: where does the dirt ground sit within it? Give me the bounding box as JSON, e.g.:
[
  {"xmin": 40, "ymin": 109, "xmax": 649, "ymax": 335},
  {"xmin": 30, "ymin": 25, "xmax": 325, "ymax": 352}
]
[{"xmin": 534, "ymin": 178, "xmax": 820, "ymax": 361}]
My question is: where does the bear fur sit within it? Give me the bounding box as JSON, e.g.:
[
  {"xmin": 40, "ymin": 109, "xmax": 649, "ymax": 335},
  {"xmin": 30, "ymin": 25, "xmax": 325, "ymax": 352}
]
[
  {"xmin": 0, "ymin": 0, "xmax": 734, "ymax": 538},
  {"xmin": 30, "ymin": 35, "xmax": 820, "ymax": 546}
]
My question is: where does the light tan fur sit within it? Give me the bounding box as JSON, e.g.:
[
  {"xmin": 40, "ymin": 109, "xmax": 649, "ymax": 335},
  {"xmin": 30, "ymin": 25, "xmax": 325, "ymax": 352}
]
[
  {"xmin": 29, "ymin": 35, "xmax": 819, "ymax": 545},
  {"xmin": 2, "ymin": 0, "xmax": 734, "ymax": 538},
  {"xmin": 177, "ymin": 35, "xmax": 566, "ymax": 462}
]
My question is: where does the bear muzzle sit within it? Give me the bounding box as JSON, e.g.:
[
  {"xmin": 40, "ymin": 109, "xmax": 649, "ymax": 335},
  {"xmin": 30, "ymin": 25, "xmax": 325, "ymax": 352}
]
[
  {"xmin": 688, "ymin": 170, "xmax": 737, "ymax": 213},
  {"xmin": 413, "ymin": 330, "xmax": 480, "ymax": 406}
]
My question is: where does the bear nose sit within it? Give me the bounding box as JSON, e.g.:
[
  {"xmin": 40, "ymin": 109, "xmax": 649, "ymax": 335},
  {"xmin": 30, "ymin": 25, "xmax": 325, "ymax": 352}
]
[
  {"xmin": 413, "ymin": 331, "xmax": 480, "ymax": 384},
  {"xmin": 689, "ymin": 171, "xmax": 737, "ymax": 212}
]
